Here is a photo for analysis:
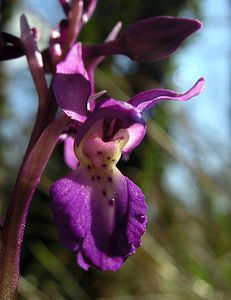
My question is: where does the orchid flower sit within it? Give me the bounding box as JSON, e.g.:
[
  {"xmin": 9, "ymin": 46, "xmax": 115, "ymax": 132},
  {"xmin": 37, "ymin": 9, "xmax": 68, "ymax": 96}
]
[
  {"xmin": 50, "ymin": 43, "xmax": 205, "ymax": 271},
  {"xmin": 52, "ymin": 15, "xmax": 202, "ymax": 171}
]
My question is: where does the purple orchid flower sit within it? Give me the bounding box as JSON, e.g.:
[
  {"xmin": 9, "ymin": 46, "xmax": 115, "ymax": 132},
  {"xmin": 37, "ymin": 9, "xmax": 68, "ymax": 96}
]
[
  {"xmin": 49, "ymin": 43, "xmax": 205, "ymax": 271},
  {"xmin": 52, "ymin": 15, "xmax": 202, "ymax": 171}
]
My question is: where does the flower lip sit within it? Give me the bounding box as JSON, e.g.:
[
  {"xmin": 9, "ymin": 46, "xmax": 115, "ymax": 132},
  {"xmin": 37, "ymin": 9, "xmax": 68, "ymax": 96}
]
[{"xmin": 49, "ymin": 165, "xmax": 147, "ymax": 271}]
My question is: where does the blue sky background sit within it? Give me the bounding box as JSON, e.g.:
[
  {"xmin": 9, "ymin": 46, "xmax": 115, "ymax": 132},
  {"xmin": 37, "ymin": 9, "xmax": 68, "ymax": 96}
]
[
  {"xmin": 163, "ymin": 0, "xmax": 230, "ymax": 205},
  {"xmin": 172, "ymin": 0, "xmax": 230, "ymax": 143}
]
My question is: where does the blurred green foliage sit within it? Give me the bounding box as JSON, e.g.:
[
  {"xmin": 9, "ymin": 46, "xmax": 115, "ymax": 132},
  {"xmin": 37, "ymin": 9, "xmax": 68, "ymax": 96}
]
[{"xmin": 1, "ymin": 1, "xmax": 231, "ymax": 300}]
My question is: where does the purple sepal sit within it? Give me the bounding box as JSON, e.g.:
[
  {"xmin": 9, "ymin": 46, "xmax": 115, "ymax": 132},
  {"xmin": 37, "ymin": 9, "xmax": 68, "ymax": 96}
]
[
  {"xmin": 123, "ymin": 78, "xmax": 204, "ymax": 152},
  {"xmin": 53, "ymin": 43, "xmax": 91, "ymax": 122},
  {"xmin": 129, "ymin": 77, "xmax": 205, "ymax": 111},
  {"xmin": 50, "ymin": 168, "xmax": 147, "ymax": 271},
  {"xmin": 55, "ymin": 42, "xmax": 87, "ymax": 75}
]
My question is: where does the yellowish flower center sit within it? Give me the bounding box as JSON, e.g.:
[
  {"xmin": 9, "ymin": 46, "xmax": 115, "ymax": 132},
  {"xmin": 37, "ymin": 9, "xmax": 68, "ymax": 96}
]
[
  {"xmin": 74, "ymin": 126, "xmax": 130, "ymax": 227},
  {"xmin": 75, "ymin": 127, "xmax": 129, "ymax": 173}
]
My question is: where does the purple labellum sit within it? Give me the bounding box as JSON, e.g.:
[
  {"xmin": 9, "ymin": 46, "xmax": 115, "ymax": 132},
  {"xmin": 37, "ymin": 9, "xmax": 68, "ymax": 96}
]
[{"xmin": 50, "ymin": 130, "xmax": 147, "ymax": 270}]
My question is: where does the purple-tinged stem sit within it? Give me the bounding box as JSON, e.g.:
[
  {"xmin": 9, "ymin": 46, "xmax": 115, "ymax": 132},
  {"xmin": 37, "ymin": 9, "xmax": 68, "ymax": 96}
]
[
  {"xmin": 20, "ymin": 15, "xmax": 48, "ymax": 107},
  {"xmin": 88, "ymin": 21, "xmax": 122, "ymax": 68},
  {"xmin": 20, "ymin": 15, "xmax": 58, "ymax": 158},
  {"xmin": 83, "ymin": 40, "xmax": 121, "ymax": 61},
  {"xmin": 59, "ymin": 0, "xmax": 70, "ymax": 16},
  {"xmin": 23, "ymin": 87, "xmax": 58, "ymax": 160},
  {"xmin": 0, "ymin": 114, "xmax": 69, "ymax": 300},
  {"xmin": 55, "ymin": 0, "xmax": 83, "ymax": 65},
  {"xmin": 82, "ymin": 0, "xmax": 98, "ymax": 23}
]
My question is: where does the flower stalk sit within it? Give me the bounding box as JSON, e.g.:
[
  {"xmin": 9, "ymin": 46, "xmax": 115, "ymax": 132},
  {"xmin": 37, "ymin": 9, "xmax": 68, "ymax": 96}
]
[{"xmin": 0, "ymin": 114, "xmax": 69, "ymax": 300}]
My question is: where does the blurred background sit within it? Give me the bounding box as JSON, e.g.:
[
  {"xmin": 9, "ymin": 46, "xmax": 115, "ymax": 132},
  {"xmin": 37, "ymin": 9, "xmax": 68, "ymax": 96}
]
[{"xmin": 0, "ymin": 0, "xmax": 231, "ymax": 299}]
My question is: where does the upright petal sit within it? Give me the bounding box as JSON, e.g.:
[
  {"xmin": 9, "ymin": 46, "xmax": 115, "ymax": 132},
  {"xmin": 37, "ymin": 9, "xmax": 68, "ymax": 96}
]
[
  {"xmin": 129, "ymin": 77, "xmax": 205, "ymax": 111},
  {"xmin": 53, "ymin": 43, "xmax": 91, "ymax": 122}
]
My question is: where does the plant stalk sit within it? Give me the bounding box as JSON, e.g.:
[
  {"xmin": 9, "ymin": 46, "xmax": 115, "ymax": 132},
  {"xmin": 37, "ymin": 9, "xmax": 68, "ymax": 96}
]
[{"xmin": 0, "ymin": 114, "xmax": 69, "ymax": 300}]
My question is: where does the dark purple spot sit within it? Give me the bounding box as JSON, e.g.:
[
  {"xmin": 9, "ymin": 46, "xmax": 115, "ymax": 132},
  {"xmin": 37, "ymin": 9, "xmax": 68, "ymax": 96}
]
[
  {"xmin": 102, "ymin": 189, "xmax": 107, "ymax": 196},
  {"xmin": 102, "ymin": 164, "xmax": 107, "ymax": 168},
  {"xmin": 135, "ymin": 214, "xmax": 146, "ymax": 223},
  {"xmin": 97, "ymin": 151, "xmax": 103, "ymax": 155},
  {"xmin": 107, "ymin": 156, "xmax": 111, "ymax": 160},
  {"xmin": 108, "ymin": 199, "xmax": 115, "ymax": 206},
  {"xmin": 96, "ymin": 175, "xmax": 101, "ymax": 180},
  {"xmin": 91, "ymin": 176, "xmax": 95, "ymax": 181},
  {"xmin": 87, "ymin": 165, "xmax": 91, "ymax": 170},
  {"xmin": 108, "ymin": 177, "xmax": 112, "ymax": 182},
  {"xmin": 119, "ymin": 136, "xmax": 124, "ymax": 140}
]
